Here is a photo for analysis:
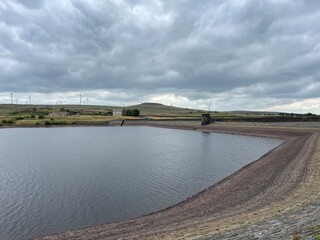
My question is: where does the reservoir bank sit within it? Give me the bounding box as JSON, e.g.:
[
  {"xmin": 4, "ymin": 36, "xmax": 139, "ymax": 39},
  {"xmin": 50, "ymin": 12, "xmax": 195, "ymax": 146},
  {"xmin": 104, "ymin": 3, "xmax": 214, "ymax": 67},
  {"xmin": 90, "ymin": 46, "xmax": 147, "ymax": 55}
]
[
  {"xmin": 0, "ymin": 125, "xmax": 282, "ymax": 240},
  {"xmin": 34, "ymin": 121, "xmax": 320, "ymax": 239}
]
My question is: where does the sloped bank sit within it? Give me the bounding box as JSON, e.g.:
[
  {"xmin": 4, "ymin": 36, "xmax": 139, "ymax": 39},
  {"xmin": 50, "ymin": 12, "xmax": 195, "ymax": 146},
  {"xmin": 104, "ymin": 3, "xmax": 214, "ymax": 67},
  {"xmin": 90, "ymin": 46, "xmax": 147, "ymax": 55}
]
[{"xmin": 36, "ymin": 123, "xmax": 318, "ymax": 240}]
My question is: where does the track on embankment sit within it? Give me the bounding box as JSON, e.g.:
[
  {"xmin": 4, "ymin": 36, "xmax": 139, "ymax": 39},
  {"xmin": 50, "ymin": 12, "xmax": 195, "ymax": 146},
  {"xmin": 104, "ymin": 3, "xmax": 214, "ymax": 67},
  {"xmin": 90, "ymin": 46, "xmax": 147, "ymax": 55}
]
[{"xmin": 36, "ymin": 123, "xmax": 319, "ymax": 240}]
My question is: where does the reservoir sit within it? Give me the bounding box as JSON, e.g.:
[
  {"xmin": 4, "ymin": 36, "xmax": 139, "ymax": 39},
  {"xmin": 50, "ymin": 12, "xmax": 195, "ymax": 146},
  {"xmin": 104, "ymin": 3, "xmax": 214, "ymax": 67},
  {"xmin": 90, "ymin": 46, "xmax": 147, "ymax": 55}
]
[{"xmin": 0, "ymin": 126, "xmax": 283, "ymax": 240}]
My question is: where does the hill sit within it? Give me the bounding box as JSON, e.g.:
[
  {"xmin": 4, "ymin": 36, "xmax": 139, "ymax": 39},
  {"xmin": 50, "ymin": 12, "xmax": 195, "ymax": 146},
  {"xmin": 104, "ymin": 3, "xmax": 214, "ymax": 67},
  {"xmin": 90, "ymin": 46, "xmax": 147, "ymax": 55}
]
[
  {"xmin": 125, "ymin": 102, "xmax": 205, "ymax": 116},
  {"xmin": 0, "ymin": 103, "xmax": 318, "ymax": 128}
]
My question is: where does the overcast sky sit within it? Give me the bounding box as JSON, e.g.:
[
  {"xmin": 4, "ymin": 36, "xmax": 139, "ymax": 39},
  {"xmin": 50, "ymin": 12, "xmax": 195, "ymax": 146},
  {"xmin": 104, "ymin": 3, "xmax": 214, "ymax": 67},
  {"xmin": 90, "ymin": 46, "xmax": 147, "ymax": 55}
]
[{"xmin": 1, "ymin": 0, "xmax": 320, "ymax": 113}]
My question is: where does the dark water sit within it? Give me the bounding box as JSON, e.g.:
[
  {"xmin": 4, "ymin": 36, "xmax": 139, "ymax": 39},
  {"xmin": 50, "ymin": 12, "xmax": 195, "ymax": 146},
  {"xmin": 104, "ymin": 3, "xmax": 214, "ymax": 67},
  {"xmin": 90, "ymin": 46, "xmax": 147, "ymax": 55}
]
[{"xmin": 0, "ymin": 126, "xmax": 283, "ymax": 240}]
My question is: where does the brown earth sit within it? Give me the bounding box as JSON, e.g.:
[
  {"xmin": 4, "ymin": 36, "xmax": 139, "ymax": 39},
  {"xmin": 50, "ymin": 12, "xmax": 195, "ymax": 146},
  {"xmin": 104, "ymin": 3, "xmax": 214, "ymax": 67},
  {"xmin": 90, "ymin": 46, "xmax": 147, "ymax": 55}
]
[{"xmin": 35, "ymin": 121, "xmax": 320, "ymax": 240}]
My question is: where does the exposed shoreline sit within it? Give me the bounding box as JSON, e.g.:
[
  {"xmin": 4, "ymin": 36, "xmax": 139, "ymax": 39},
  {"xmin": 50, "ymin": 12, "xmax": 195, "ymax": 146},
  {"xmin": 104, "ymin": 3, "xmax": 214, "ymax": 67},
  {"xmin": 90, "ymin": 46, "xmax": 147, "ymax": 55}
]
[{"xmin": 29, "ymin": 121, "xmax": 319, "ymax": 239}]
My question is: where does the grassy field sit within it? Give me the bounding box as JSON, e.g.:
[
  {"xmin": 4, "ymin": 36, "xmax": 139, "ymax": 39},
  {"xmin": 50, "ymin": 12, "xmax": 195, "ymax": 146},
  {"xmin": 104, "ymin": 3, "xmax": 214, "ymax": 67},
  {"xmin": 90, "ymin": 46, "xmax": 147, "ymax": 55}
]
[{"xmin": 0, "ymin": 102, "xmax": 318, "ymax": 127}]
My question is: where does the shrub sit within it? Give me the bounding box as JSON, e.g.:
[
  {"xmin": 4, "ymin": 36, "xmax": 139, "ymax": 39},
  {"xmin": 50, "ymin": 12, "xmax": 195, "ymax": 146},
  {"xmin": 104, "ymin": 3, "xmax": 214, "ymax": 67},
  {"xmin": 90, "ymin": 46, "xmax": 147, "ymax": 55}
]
[
  {"xmin": 35, "ymin": 122, "xmax": 40, "ymax": 125},
  {"xmin": 122, "ymin": 109, "xmax": 140, "ymax": 116},
  {"xmin": 15, "ymin": 116, "xmax": 24, "ymax": 120},
  {"xmin": 30, "ymin": 115, "xmax": 35, "ymax": 118},
  {"xmin": 315, "ymin": 235, "xmax": 320, "ymax": 240},
  {"xmin": 44, "ymin": 121, "xmax": 51, "ymax": 125},
  {"xmin": 123, "ymin": 109, "xmax": 132, "ymax": 116},
  {"xmin": 2, "ymin": 120, "xmax": 7, "ymax": 124},
  {"xmin": 38, "ymin": 115, "xmax": 44, "ymax": 119},
  {"xmin": 131, "ymin": 109, "xmax": 140, "ymax": 116},
  {"xmin": 7, "ymin": 120, "xmax": 14, "ymax": 124}
]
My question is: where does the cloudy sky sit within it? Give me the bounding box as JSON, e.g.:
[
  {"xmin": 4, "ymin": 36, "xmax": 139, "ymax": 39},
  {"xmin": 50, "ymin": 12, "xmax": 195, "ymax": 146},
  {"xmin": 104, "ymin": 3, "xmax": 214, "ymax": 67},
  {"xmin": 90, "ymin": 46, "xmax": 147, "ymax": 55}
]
[{"xmin": 1, "ymin": 0, "xmax": 320, "ymax": 113}]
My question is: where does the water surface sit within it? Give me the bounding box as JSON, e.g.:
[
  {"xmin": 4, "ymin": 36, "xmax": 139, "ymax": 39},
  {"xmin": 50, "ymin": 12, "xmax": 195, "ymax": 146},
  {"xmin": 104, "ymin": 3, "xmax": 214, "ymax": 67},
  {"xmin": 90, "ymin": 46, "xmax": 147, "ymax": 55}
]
[{"xmin": 0, "ymin": 126, "xmax": 283, "ymax": 239}]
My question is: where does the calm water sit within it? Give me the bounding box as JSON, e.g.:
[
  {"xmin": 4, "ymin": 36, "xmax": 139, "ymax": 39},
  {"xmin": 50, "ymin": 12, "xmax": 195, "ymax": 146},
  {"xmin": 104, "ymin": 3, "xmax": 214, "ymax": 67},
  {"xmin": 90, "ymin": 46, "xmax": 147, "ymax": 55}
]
[{"xmin": 0, "ymin": 126, "xmax": 283, "ymax": 240}]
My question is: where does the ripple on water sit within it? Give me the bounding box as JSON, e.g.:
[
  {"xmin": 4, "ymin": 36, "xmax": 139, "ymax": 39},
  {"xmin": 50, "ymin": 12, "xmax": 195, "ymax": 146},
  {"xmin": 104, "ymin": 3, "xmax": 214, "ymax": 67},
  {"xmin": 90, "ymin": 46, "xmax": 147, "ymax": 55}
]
[{"xmin": 0, "ymin": 127, "xmax": 283, "ymax": 240}]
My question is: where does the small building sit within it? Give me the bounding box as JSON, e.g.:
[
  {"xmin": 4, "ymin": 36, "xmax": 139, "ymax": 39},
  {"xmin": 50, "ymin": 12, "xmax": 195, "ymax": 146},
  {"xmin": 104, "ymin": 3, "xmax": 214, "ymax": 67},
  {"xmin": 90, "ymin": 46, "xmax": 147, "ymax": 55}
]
[
  {"xmin": 48, "ymin": 112, "xmax": 69, "ymax": 117},
  {"xmin": 113, "ymin": 109, "xmax": 123, "ymax": 116}
]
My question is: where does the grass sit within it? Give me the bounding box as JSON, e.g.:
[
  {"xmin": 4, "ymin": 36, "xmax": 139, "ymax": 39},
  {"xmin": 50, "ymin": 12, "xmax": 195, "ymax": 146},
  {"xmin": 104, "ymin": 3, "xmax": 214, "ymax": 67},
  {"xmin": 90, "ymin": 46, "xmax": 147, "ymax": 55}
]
[
  {"xmin": 0, "ymin": 103, "xmax": 319, "ymax": 128},
  {"xmin": 0, "ymin": 103, "xmax": 204, "ymax": 127},
  {"xmin": 14, "ymin": 116, "xmax": 114, "ymax": 126},
  {"xmin": 0, "ymin": 103, "xmax": 124, "ymax": 127},
  {"xmin": 306, "ymin": 224, "xmax": 320, "ymax": 238}
]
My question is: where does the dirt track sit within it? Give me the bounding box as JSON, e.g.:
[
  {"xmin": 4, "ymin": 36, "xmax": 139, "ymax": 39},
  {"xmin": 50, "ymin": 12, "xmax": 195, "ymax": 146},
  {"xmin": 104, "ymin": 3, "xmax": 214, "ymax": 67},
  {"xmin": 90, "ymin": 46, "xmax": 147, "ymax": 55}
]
[{"xmin": 36, "ymin": 122, "xmax": 320, "ymax": 239}]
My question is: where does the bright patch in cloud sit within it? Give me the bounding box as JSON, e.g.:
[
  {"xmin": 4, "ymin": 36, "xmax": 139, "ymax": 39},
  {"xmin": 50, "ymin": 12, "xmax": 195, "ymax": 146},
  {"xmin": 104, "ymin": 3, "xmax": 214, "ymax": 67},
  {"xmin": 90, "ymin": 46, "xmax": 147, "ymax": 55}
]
[{"xmin": 267, "ymin": 98, "xmax": 320, "ymax": 114}]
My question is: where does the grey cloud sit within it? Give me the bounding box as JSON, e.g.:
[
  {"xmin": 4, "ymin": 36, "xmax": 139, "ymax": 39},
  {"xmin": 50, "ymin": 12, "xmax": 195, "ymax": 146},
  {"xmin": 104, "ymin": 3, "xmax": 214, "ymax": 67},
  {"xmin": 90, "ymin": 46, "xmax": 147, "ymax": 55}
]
[
  {"xmin": 15, "ymin": 0, "xmax": 43, "ymax": 9},
  {"xmin": 0, "ymin": 0, "xmax": 320, "ymax": 106}
]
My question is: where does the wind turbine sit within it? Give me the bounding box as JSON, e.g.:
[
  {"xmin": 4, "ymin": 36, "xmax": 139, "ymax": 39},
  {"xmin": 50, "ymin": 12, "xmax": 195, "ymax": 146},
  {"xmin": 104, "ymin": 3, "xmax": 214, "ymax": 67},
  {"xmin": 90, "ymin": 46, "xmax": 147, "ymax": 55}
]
[{"xmin": 207, "ymin": 102, "xmax": 212, "ymax": 112}]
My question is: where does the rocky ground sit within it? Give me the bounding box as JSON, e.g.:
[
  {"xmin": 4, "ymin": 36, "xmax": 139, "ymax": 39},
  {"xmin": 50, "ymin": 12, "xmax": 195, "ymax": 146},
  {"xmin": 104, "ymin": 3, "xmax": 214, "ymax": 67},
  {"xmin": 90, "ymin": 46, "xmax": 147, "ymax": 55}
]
[
  {"xmin": 198, "ymin": 123, "xmax": 320, "ymax": 240},
  {"xmin": 200, "ymin": 198, "xmax": 320, "ymax": 240}
]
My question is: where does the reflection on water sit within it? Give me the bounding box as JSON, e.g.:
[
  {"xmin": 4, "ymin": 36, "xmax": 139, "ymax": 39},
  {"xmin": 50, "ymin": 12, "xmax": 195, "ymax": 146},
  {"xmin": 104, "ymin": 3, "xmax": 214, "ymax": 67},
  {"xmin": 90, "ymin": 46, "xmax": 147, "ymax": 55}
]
[{"xmin": 0, "ymin": 126, "xmax": 283, "ymax": 240}]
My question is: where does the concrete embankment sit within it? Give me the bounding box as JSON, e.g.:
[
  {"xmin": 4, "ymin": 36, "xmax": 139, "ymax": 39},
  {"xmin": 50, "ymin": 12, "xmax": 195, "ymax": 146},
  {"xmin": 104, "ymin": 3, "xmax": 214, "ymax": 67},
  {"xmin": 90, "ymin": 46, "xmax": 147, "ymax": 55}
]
[{"xmin": 36, "ymin": 122, "xmax": 320, "ymax": 240}]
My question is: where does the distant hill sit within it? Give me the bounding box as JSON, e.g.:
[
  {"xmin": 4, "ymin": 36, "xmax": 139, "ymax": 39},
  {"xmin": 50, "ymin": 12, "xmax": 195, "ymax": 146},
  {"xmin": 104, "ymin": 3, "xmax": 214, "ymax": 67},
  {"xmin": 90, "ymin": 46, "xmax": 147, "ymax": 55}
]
[
  {"xmin": 0, "ymin": 102, "xmax": 303, "ymax": 118},
  {"xmin": 1, "ymin": 103, "xmax": 318, "ymax": 127},
  {"xmin": 125, "ymin": 102, "xmax": 205, "ymax": 116},
  {"xmin": 0, "ymin": 102, "xmax": 206, "ymax": 117},
  {"xmin": 226, "ymin": 110, "xmax": 281, "ymax": 115}
]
